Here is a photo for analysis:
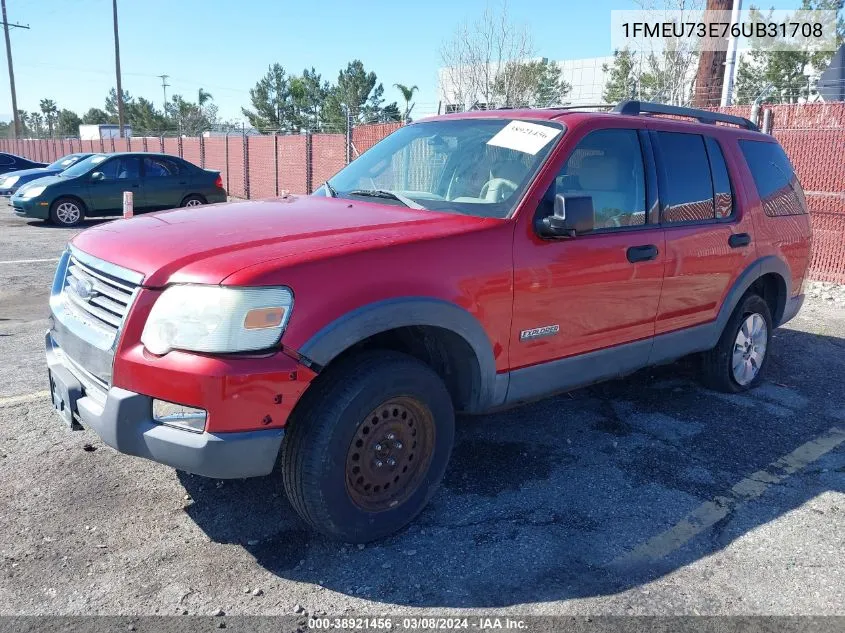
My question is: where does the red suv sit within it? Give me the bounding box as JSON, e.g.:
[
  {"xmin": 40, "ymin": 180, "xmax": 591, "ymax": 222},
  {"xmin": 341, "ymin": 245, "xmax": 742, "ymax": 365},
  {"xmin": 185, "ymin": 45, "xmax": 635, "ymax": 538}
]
[{"xmin": 46, "ymin": 101, "xmax": 811, "ymax": 542}]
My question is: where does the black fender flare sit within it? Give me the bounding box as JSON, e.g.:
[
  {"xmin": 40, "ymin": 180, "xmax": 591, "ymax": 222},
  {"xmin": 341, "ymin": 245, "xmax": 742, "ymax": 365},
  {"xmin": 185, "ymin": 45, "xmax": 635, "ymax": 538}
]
[
  {"xmin": 297, "ymin": 297, "xmax": 501, "ymax": 411},
  {"xmin": 711, "ymin": 255, "xmax": 792, "ymax": 344}
]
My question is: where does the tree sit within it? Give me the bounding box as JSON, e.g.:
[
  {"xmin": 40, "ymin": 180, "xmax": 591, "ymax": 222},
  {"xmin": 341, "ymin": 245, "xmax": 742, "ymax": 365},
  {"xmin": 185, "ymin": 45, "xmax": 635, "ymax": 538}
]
[
  {"xmin": 734, "ymin": 1, "xmax": 845, "ymax": 104},
  {"xmin": 321, "ymin": 60, "xmax": 398, "ymax": 129},
  {"xmin": 439, "ymin": 1, "xmax": 535, "ymax": 110},
  {"xmin": 82, "ymin": 108, "xmax": 110, "ymax": 125},
  {"xmin": 493, "ymin": 58, "xmax": 570, "ymax": 107},
  {"xmin": 29, "ymin": 112, "xmax": 44, "ymax": 137},
  {"xmin": 127, "ymin": 97, "xmax": 167, "ymax": 133},
  {"xmin": 17, "ymin": 110, "xmax": 29, "ymax": 135},
  {"xmin": 603, "ymin": 49, "xmax": 639, "ymax": 103},
  {"xmin": 394, "ymin": 83, "xmax": 418, "ymax": 122},
  {"xmin": 105, "ymin": 88, "xmax": 132, "ymax": 123},
  {"xmin": 289, "ymin": 68, "xmax": 330, "ymax": 131},
  {"xmin": 242, "ymin": 63, "xmax": 290, "ymax": 130},
  {"xmin": 197, "ymin": 88, "xmax": 213, "ymax": 106},
  {"xmin": 167, "ymin": 94, "xmax": 217, "ymax": 135},
  {"xmin": 39, "ymin": 99, "xmax": 58, "ymax": 136},
  {"xmin": 57, "ymin": 109, "xmax": 82, "ymax": 136},
  {"xmin": 0, "ymin": 120, "xmax": 10, "ymax": 138}
]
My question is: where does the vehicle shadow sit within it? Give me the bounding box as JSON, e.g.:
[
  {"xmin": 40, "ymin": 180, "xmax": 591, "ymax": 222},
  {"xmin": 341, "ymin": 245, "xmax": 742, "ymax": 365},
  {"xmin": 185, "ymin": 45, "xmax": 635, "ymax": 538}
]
[
  {"xmin": 24, "ymin": 218, "xmax": 112, "ymax": 230},
  {"xmin": 178, "ymin": 327, "xmax": 845, "ymax": 607}
]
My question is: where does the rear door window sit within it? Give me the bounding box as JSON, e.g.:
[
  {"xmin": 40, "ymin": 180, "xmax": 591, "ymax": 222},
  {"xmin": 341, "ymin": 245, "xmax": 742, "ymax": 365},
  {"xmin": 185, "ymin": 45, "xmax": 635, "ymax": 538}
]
[
  {"xmin": 655, "ymin": 131, "xmax": 715, "ymax": 223},
  {"xmin": 739, "ymin": 140, "xmax": 807, "ymax": 216}
]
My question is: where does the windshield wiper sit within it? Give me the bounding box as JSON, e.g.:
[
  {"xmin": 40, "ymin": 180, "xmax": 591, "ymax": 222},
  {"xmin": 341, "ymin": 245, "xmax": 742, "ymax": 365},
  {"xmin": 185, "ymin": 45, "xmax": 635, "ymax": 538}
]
[
  {"xmin": 323, "ymin": 181, "xmax": 337, "ymax": 197},
  {"xmin": 347, "ymin": 189, "xmax": 425, "ymax": 210}
]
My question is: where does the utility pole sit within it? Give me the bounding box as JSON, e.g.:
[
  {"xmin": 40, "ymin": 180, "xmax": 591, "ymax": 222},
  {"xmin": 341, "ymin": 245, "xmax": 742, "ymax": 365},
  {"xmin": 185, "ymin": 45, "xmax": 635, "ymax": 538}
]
[
  {"xmin": 1, "ymin": 0, "xmax": 29, "ymax": 138},
  {"xmin": 112, "ymin": 0, "xmax": 125, "ymax": 137},
  {"xmin": 157, "ymin": 74, "xmax": 169, "ymax": 114},
  {"xmin": 692, "ymin": 0, "xmax": 732, "ymax": 108},
  {"xmin": 720, "ymin": 0, "xmax": 743, "ymax": 107}
]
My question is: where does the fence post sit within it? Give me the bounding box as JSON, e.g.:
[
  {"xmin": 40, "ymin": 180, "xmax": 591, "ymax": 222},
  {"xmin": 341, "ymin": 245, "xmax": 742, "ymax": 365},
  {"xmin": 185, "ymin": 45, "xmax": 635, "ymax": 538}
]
[
  {"xmin": 110, "ymin": 137, "xmax": 115, "ymax": 152},
  {"xmin": 225, "ymin": 133, "xmax": 230, "ymax": 193},
  {"xmin": 142, "ymin": 136, "xmax": 147, "ymax": 152},
  {"xmin": 178, "ymin": 135, "xmax": 183, "ymax": 158},
  {"xmin": 199, "ymin": 135, "xmax": 205, "ymax": 168},
  {"xmin": 345, "ymin": 111, "xmax": 352, "ymax": 165},
  {"xmin": 274, "ymin": 134, "xmax": 279, "ymax": 196},
  {"xmin": 243, "ymin": 132, "xmax": 250, "ymax": 200},
  {"xmin": 127, "ymin": 136, "xmax": 131, "ymax": 151},
  {"xmin": 305, "ymin": 131, "xmax": 313, "ymax": 194}
]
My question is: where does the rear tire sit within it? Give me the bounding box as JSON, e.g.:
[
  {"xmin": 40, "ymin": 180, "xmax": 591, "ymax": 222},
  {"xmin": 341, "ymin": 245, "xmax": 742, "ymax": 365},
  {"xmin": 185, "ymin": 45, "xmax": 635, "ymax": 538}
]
[
  {"xmin": 181, "ymin": 195, "xmax": 206, "ymax": 207},
  {"xmin": 700, "ymin": 293, "xmax": 772, "ymax": 393},
  {"xmin": 49, "ymin": 197, "xmax": 85, "ymax": 227},
  {"xmin": 280, "ymin": 351, "xmax": 455, "ymax": 542}
]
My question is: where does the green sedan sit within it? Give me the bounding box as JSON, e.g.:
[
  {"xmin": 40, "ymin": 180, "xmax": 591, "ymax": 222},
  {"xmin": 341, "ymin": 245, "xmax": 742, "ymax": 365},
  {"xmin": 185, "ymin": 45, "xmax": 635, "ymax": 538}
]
[{"xmin": 11, "ymin": 152, "xmax": 227, "ymax": 226}]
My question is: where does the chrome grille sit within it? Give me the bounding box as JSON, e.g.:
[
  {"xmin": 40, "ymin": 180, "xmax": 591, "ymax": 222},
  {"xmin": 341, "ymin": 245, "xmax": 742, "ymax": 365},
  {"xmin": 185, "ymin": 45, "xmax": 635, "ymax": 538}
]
[{"xmin": 61, "ymin": 253, "xmax": 139, "ymax": 341}]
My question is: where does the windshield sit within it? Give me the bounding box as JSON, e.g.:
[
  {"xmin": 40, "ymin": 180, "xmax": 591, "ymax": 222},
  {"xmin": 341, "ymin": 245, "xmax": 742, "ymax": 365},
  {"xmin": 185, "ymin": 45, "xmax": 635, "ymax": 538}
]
[
  {"xmin": 59, "ymin": 154, "xmax": 109, "ymax": 178},
  {"xmin": 322, "ymin": 118, "xmax": 564, "ymax": 218},
  {"xmin": 47, "ymin": 154, "xmax": 88, "ymax": 171}
]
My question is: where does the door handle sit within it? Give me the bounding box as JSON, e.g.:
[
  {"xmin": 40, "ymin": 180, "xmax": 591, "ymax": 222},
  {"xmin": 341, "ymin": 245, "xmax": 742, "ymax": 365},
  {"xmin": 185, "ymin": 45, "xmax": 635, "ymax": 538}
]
[
  {"xmin": 626, "ymin": 244, "xmax": 659, "ymax": 263},
  {"xmin": 729, "ymin": 233, "xmax": 751, "ymax": 248}
]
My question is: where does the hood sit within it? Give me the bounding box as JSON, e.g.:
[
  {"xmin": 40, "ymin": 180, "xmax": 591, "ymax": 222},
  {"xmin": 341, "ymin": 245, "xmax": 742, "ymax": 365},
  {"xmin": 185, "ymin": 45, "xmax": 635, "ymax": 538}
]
[
  {"xmin": 3, "ymin": 167, "xmax": 59, "ymax": 183},
  {"xmin": 13, "ymin": 174, "xmax": 63, "ymax": 195},
  {"xmin": 71, "ymin": 195, "xmax": 496, "ymax": 287}
]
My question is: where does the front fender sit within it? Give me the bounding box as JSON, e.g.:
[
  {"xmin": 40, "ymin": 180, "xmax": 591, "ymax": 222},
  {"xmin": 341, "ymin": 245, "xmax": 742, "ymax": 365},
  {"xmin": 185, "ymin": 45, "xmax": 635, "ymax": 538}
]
[{"xmin": 297, "ymin": 297, "xmax": 503, "ymax": 411}]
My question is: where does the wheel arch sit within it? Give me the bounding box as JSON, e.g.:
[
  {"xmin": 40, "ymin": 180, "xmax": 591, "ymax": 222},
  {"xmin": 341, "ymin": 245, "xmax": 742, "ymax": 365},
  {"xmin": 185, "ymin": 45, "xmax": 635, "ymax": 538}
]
[
  {"xmin": 50, "ymin": 194, "xmax": 88, "ymax": 213},
  {"xmin": 181, "ymin": 193, "xmax": 207, "ymax": 206},
  {"xmin": 296, "ymin": 298, "xmax": 502, "ymax": 413},
  {"xmin": 716, "ymin": 256, "xmax": 791, "ymax": 337}
]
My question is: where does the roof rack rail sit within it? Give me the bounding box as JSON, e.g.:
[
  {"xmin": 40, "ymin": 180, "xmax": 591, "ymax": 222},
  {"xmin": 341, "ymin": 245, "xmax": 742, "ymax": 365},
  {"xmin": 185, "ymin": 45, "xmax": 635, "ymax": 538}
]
[{"xmin": 612, "ymin": 100, "xmax": 758, "ymax": 131}]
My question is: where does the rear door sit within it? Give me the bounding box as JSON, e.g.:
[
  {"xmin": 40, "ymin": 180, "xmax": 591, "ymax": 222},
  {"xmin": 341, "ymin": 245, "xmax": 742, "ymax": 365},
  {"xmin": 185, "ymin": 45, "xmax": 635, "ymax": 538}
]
[
  {"xmin": 141, "ymin": 156, "xmax": 188, "ymax": 211},
  {"xmin": 651, "ymin": 129, "xmax": 756, "ymax": 335},
  {"xmin": 86, "ymin": 156, "xmax": 144, "ymax": 214}
]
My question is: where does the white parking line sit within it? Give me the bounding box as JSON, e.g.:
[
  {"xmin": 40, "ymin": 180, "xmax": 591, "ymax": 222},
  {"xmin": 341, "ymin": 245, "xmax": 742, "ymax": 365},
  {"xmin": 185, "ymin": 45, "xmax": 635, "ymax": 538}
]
[
  {"xmin": 0, "ymin": 390, "xmax": 50, "ymax": 408},
  {"xmin": 611, "ymin": 425, "xmax": 845, "ymax": 568},
  {"xmin": 0, "ymin": 258, "xmax": 59, "ymax": 265}
]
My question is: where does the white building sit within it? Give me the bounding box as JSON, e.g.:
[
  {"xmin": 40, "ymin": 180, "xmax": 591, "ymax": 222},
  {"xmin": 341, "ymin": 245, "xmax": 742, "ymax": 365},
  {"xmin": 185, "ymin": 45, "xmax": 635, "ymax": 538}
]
[
  {"xmin": 437, "ymin": 56, "xmax": 614, "ymax": 112},
  {"xmin": 78, "ymin": 124, "xmax": 132, "ymax": 140}
]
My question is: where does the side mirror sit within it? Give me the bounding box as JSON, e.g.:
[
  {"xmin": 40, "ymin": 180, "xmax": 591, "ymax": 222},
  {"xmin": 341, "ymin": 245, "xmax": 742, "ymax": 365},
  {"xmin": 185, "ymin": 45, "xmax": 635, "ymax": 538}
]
[
  {"xmin": 90, "ymin": 171, "xmax": 105, "ymax": 182},
  {"xmin": 537, "ymin": 194, "xmax": 594, "ymax": 238}
]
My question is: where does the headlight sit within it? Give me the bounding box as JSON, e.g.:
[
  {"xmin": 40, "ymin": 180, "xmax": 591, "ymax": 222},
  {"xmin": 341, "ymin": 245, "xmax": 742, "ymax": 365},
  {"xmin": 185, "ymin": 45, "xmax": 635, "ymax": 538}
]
[
  {"xmin": 2, "ymin": 175, "xmax": 19, "ymax": 187},
  {"xmin": 19, "ymin": 185, "xmax": 46, "ymax": 199},
  {"xmin": 141, "ymin": 285, "xmax": 293, "ymax": 355}
]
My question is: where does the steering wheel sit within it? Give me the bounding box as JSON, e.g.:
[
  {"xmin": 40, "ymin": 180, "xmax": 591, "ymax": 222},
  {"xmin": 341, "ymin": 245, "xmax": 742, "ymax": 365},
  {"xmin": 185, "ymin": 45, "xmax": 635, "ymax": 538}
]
[{"xmin": 479, "ymin": 178, "xmax": 518, "ymax": 202}]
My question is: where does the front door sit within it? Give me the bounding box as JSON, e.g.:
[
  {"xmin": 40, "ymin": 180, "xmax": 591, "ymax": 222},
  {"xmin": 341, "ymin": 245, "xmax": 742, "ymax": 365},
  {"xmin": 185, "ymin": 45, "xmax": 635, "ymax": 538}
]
[
  {"xmin": 86, "ymin": 155, "xmax": 144, "ymax": 214},
  {"xmin": 511, "ymin": 127, "xmax": 665, "ymax": 371}
]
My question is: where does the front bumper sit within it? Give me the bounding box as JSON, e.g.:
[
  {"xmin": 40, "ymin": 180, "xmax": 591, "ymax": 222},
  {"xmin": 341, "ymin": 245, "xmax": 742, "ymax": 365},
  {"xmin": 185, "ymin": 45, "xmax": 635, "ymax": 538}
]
[
  {"xmin": 46, "ymin": 332, "xmax": 285, "ymax": 479},
  {"xmin": 11, "ymin": 196, "xmax": 48, "ymax": 219}
]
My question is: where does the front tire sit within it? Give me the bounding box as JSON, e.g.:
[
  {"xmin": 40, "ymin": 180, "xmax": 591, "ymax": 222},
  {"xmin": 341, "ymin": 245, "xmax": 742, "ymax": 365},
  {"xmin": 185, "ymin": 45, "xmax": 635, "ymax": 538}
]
[
  {"xmin": 49, "ymin": 197, "xmax": 85, "ymax": 227},
  {"xmin": 280, "ymin": 351, "xmax": 455, "ymax": 542},
  {"xmin": 700, "ymin": 293, "xmax": 772, "ymax": 393}
]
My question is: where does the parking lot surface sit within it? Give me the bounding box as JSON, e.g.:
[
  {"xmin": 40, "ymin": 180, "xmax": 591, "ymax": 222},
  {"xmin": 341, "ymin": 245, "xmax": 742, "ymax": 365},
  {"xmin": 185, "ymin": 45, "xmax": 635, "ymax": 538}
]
[{"xmin": 1, "ymin": 208, "xmax": 843, "ymax": 616}]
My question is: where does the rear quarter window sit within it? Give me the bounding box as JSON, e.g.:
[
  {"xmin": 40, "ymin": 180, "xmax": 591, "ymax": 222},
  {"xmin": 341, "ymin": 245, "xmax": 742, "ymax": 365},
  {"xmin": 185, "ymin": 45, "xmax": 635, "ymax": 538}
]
[{"xmin": 739, "ymin": 140, "xmax": 807, "ymax": 216}]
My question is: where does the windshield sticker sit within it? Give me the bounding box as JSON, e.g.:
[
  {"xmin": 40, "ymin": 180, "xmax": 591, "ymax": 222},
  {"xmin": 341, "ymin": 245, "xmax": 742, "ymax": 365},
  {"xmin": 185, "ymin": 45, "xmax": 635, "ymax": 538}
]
[{"xmin": 487, "ymin": 121, "xmax": 561, "ymax": 155}]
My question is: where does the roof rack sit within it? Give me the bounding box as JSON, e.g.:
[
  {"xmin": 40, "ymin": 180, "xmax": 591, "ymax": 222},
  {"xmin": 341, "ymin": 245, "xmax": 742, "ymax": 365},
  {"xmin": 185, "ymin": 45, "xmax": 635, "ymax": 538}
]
[{"xmin": 612, "ymin": 100, "xmax": 758, "ymax": 131}]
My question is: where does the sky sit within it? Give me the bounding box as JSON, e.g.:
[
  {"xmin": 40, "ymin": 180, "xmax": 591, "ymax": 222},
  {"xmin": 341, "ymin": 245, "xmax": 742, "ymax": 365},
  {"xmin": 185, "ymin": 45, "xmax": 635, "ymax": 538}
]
[{"xmin": 0, "ymin": 0, "xmax": 809, "ymax": 125}]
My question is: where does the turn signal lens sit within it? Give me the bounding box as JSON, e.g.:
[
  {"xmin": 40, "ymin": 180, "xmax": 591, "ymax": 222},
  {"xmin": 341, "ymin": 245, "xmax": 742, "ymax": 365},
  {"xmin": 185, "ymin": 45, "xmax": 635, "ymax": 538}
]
[{"xmin": 243, "ymin": 306, "xmax": 286, "ymax": 330}]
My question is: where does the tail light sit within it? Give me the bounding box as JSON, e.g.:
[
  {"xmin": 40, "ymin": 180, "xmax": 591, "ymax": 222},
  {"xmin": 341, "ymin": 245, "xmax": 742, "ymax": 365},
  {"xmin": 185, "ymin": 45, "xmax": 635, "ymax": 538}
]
[{"xmin": 214, "ymin": 174, "xmax": 223, "ymax": 189}]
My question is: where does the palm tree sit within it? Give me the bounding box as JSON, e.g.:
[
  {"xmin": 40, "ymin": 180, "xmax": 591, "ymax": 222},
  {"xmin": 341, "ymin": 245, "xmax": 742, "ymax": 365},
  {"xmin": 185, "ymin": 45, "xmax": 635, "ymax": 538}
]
[
  {"xmin": 39, "ymin": 98, "xmax": 58, "ymax": 136},
  {"xmin": 17, "ymin": 110, "xmax": 30, "ymax": 136},
  {"xmin": 30, "ymin": 112, "xmax": 44, "ymax": 138},
  {"xmin": 197, "ymin": 88, "xmax": 213, "ymax": 106},
  {"xmin": 393, "ymin": 83, "xmax": 418, "ymax": 123}
]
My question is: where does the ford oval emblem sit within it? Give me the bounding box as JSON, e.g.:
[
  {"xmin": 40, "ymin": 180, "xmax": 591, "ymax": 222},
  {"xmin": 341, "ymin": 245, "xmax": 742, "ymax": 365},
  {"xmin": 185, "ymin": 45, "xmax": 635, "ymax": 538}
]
[{"xmin": 69, "ymin": 277, "xmax": 96, "ymax": 301}]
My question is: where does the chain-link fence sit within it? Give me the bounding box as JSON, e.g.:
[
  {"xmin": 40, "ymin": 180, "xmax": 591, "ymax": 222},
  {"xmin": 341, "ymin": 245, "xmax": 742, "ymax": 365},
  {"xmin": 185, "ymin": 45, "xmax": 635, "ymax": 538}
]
[{"xmin": 1, "ymin": 106, "xmax": 843, "ymax": 282}]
